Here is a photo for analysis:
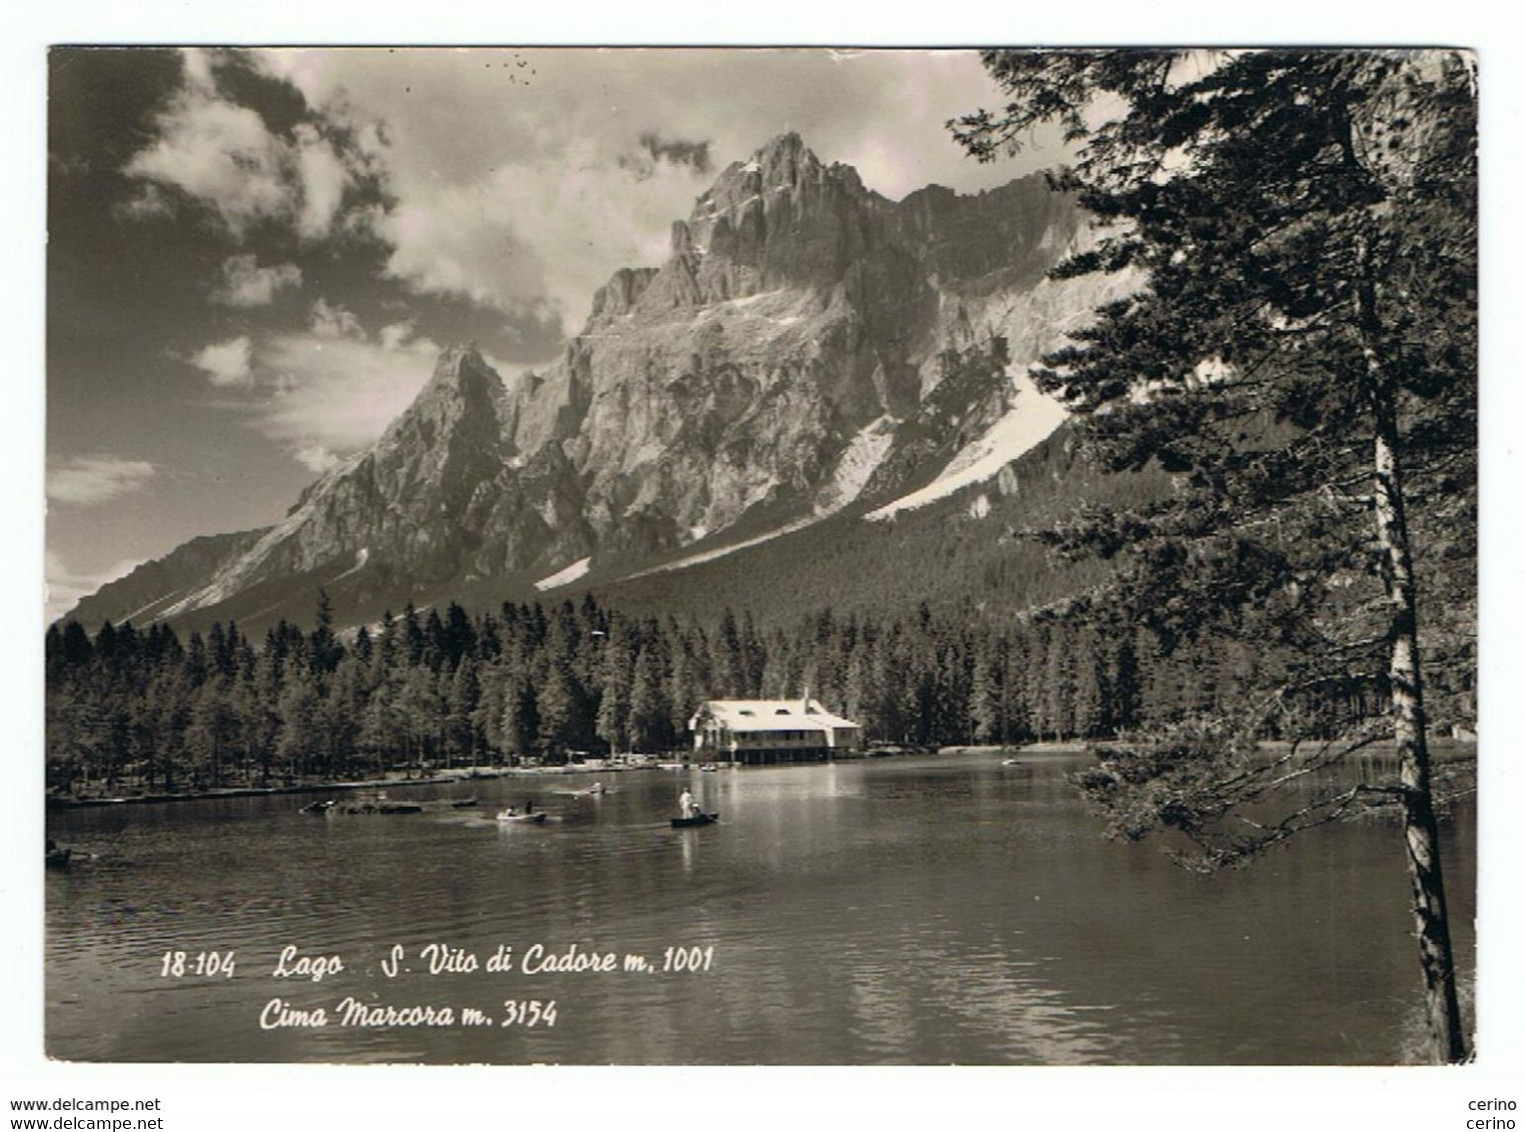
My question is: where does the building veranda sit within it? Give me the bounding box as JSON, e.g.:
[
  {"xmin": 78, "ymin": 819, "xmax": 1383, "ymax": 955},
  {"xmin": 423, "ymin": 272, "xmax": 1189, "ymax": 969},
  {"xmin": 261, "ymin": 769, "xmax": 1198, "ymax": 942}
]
[{"xmin": 687, "ymin": 697, "xmax": 863, "ymax": 765}]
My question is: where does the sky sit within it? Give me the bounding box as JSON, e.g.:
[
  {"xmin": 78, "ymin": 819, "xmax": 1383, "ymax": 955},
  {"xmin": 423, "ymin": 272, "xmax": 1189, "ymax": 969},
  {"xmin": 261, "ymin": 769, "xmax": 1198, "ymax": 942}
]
[{"xmin": 44, "ymin": 46, "xmax": 1067, "ymax": 624}]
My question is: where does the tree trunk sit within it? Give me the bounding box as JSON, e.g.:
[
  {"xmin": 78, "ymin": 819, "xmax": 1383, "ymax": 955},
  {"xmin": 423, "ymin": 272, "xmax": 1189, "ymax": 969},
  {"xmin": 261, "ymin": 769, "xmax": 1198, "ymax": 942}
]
[
  {"xmin": 1356, "ymin": 229, "xmax": 1468, "ymax": 1061},
  {"xmin": 1370, "ymin": 379, "xmax": 1469, "ymax": 1063}
]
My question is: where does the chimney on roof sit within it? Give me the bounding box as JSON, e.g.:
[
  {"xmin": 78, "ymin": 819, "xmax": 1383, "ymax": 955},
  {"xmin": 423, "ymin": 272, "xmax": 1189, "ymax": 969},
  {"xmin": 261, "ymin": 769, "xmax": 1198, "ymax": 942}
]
[{"xmin": 801, "ymin": 686, "xmax": 810, "ymax": 714}]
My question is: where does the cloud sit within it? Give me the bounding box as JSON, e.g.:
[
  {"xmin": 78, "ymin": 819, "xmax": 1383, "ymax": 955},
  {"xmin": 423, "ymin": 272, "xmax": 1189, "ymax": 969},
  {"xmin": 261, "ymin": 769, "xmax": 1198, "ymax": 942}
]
[
  {"xmin": 638, "ymin": 132, "xmax": 713, "ymax": 175},
  {"xmin": 47, "ymin": 457, "xmax": 157, "ymax": 506},
  {"xmin": 211, "ymin": 254, "xmax": 303, "ymax": 307},
  {"xmin": 292, "ymin": 445, "xmax": 342, "ymax": 473},
  {"xmin": 293, "ymin": 122, "xmax": 351, "ymax": 239},
  {"xmin": 116, "ymin": 181, "xmax": 174, "ymax": 223},
  {"xmin": 361, "ymin": 137, "xmax": 725, "ymax": 334},
  {"xmin": 369, "ymin": 184, "xmax": 554, "ymax": 321},
  {"xmin": 191, "ymin": 336, "xmax": 254, "ymax": 387},
  {"xmin": 122, "ymin": 48, "xmax": 358, "ymax": 241},
  {"xmin": 379, "ymin": 321, "xmax": 414, "ymax": 350},
  {"xmin": 124, "ymin": 62, "xmax": 293, "ymax": 236},
  {"xmin": 252, "ymin": 301, "xmax": 444, "ymax": 465},
  {"xmin": 244, "ymin": 49, "xmax": 1063, "ymax": 335},
  {"xmin": 308, "ymin": 296, "xmax": 364, "ymax": 340},
  {"xmin": 236, "ymin": 302, "xmax": 527, "ymax": 471},
  {"xmin": 180, "ymin": 44, "xmax": 219, "ymax": 96},
  {"xmin": 181, "ymin": 302, "xmax": 461, "ymax": 470}
]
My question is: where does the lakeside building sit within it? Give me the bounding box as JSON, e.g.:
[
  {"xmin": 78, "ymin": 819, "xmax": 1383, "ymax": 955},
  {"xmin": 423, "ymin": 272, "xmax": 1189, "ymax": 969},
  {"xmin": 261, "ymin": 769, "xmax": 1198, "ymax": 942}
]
[{"xmin": 687, "ymin": 696, "xmax": 863, "ymax": 765}]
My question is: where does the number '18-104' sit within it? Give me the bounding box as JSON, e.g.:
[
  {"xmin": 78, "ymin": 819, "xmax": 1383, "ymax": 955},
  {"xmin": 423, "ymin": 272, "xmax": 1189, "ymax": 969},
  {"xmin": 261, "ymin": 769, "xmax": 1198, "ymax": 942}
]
[{"xmin": 159, "ymin": 950, "xmax": 237, "ymax": 978}]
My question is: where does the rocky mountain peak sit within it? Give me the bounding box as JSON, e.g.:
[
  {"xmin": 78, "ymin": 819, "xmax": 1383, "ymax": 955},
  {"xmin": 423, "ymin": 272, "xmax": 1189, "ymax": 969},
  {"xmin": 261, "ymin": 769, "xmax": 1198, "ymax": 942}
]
[
  {"xmin": 629, "ymin": 133, "xmax": 888, "ymax": 312},
  {"xmin": 744, "ymin": 131, "xmax": 819, "ymax": 187},
  {"xmin": 383, "ymin": 343, "xmax": 505, "ymax": 446},
  {"xmin": 418, "ymin": 342, "xmax": 501, "ymax": 401},
  {"xmin": 757, "ymin": 129, "xmax": 808, "ymax": 159},
  {"xmin": 66, "ymin": 139, "xmax": 1110, "ymax": 636},
  {"xmin": 692, "ymin": 132, "xmax": 870, "ymax": 224}
]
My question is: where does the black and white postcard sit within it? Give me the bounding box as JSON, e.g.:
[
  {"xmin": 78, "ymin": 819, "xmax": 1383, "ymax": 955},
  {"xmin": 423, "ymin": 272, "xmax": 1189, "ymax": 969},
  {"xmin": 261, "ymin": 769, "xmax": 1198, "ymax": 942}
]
[{"xmin": 13, "ymin": 29, "xmax": 1523, "ymax": 1131}]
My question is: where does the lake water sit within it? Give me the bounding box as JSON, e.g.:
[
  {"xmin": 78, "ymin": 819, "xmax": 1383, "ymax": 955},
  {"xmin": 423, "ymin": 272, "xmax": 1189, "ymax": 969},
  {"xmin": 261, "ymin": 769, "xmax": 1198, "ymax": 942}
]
[{"xmin": 44, "ymin": 750, "xmax": 1475, "ymax": 1064}]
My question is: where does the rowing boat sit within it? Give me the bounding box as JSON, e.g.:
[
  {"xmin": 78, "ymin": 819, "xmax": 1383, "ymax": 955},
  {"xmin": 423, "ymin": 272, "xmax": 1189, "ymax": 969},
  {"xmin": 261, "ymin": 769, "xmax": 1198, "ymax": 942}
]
[{"xmin": 497, "ymin": 809, "xmax": 547, "ymax": 824}]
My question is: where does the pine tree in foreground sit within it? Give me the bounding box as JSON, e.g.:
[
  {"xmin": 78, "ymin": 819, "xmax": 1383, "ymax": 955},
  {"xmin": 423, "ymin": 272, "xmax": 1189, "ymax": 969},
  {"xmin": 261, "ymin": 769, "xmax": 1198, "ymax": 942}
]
[{"xmin": 954, "ymin": 49, "xmax": 1476, "ymax": 1061}]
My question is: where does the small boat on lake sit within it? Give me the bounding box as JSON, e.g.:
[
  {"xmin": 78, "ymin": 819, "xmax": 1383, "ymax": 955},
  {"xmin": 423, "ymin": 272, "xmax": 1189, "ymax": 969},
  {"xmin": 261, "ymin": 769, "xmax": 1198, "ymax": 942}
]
[
  {"xmin": 304, "ymin": 791, "xmax": 423, "ymax": 815},
  {"xmin": 497, "ymin": 808, "xmax": 547, "ymax": 824},
  {"xmin": 46, "ymin": 841, "xmax": 73, "ymax": 869},
  {"xmin": 671, "ymin": 812, "xmax": 719, "ymax": 828},
  {"xmin": 340, "ymin": 798, "xmax": 423, "ymax": 814}
]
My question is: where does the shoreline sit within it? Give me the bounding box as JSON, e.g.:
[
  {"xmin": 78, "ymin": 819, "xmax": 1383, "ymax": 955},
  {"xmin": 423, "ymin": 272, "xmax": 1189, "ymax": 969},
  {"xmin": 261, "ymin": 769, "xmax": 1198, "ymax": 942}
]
[
  {"xmin": 46, "ymin": 739, "xmax": 1469, "ymax": 810},
  {"xmin": 44, "ymin": 765, "xmax": 622, "ymax": 810},
  {"xmin": 40, "ymin": 745, "xmax": 1014, "ymax": 810}
]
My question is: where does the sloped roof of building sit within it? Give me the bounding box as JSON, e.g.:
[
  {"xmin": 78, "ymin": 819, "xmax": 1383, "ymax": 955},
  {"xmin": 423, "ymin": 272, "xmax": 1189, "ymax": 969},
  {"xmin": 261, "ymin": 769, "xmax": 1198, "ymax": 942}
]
[{"xmin": 692, "ymin": 698, "xmax": 861, "ymax": 733}]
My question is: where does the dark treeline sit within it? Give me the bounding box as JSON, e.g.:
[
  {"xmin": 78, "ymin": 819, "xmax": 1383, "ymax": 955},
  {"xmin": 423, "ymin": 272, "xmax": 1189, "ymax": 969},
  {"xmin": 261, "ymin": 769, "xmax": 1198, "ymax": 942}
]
[{"xmin": 45, "ymin": 590, "xmax": 1433, "ymax": 797}]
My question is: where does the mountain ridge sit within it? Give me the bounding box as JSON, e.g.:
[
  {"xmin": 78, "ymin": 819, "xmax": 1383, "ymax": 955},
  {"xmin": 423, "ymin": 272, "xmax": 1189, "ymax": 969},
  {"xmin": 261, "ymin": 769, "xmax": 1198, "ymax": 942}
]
[{"xmin": 65, "ymin": 133, "xmax": 1131, "ymax": 634}]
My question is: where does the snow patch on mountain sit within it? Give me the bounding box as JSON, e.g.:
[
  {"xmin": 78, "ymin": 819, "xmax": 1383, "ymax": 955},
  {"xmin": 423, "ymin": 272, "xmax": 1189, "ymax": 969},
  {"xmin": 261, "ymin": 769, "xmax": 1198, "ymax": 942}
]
[
  {"xmin": 122, "ymin": 589, "xmax": 185, "ymax": 626},
  {"xmin": 738, "ymin": 474, "xmax": 780, "ymax": 514},
  {"xmin": 535, "ymin": 557, "xmax": 592, "ymax": 591},
  {"xmin": 865, "ymin": 372, "xmax": 1066, "ymax": 521},
  {"xmin": 632, "ymin": 517, "xmax": 816, "ymax": 578},
  {"xmin": 815, "ymin": 415, "xmax": 897, "ymax": 515},
  {"xmin": 333, "ymin": 547, "xmax": 371, "ymax": 581}
]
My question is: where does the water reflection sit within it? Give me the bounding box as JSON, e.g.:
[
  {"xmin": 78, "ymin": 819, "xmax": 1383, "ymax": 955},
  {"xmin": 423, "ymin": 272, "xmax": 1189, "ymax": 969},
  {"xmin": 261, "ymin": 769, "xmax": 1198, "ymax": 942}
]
[{"xmin": 46, "ymin": 751, "xmax": 1474, "ymax": 1064}]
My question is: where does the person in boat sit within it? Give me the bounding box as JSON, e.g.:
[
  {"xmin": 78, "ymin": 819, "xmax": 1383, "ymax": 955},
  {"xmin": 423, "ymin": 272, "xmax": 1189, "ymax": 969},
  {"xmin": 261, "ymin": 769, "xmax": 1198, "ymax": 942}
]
[
  {"xmin": 523, "ymin": 797, "xmax": 536, "ymax": 814},
  {"xmin": 679, "ymin": 787, "xmax": 696, "ymax": 818}
]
